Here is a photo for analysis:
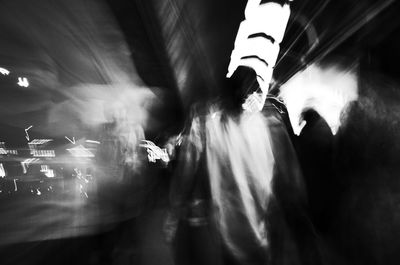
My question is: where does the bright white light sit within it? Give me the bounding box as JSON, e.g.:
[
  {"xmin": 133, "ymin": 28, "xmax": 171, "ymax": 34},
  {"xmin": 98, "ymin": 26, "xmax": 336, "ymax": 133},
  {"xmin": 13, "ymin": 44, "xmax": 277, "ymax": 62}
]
[
  {"xmin": 32, "ymin": 150, "xmax": 55, "ymax": 157},
  {"xmin": 6, "ymin": 150, "xmax": 18, "ymax": 155},
  {"xmin": 29, "ymin": 139, "xmax": 53, "ymax": 145},
  {"xmin": 65, "ymin": 136, "xmax": 75, "ymax": 144},
  {"xmin": 0, "ymin": 67, "xmax": 10, "ymax": 75},
  {"xmin": 21, "ymin": 158, "xmax": 39, "ymax": 174},
  {"xmin": 17, "ymin": 77, "xmax": 29, "ymax": 87},
  {"xmin": 25, "ymin": 126, "xmax": 33, "ymax": 141},
  {"xmin": 41, "ymin": 165, "xmax": 55, "ymax": 178},
  {"xmin": 139, "ymin": 140, "xmax": 169, "ymax": 163},
  {"xmin": 45, "ymin": 170, "xmax": 54, "ymax": 178},
  {"xmin": 67, "ymin": 145, "xmax": 95, "ymax": 157},
  {"xmin": 280, "ymin": 64, "xmax": 359, "ymax": 135},
  {"xmin": 85, "ymin": 140, "xmax": 100, "ymax": 144},
  {"xmin": 227, "ymin": 1, "xmax": 291, "ymax": 93},
  {"xmin": 0, "ymin": 163, "xmax": 5, "ymax": 178},
  {"xmin": 13, "ymin": 179, "xmax": 17, "ymax": 191}
]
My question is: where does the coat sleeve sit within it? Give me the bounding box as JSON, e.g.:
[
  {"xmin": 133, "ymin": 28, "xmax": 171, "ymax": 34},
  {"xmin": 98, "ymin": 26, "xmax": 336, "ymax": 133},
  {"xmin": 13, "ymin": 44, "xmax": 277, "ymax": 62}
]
[{"xmin": 169, "ymin": 116, "xmax": 204, "ymax": 218}]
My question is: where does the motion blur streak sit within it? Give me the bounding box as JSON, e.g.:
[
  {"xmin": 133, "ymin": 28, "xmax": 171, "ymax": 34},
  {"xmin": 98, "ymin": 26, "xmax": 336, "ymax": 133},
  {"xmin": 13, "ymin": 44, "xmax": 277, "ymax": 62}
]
[
  {"xmin": 280, "ymin": 63, "xmax": 359, "ymax": 135},
  {"xmin": 0, "ymin": 0, "xmax": 156, "ymax": 135},
  {"xmin": 186, "ymin": 107, "xmax": 275, "ymax": 260},
  {"xmin": 0, "ymin": 0, "xmax": 159, "ymax": 245}
]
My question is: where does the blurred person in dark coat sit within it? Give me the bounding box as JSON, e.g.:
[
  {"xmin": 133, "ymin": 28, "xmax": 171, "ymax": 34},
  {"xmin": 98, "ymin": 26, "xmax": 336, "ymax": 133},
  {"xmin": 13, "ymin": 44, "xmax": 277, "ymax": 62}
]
[{"xmin": 165, "ymin": 1, "xmax": 322, "ymax": 265}]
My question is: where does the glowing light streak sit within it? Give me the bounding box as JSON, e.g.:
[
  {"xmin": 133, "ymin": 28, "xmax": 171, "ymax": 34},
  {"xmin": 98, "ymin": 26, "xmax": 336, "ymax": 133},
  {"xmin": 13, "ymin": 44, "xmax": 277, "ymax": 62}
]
[
  {"xmin": 25, "ymin": 125, "xmax": 33, "ymax": 141},
  {"xmin": 0, "ymin": 163, "xmax": 5, "ymax": 178},
  {"xmin": 17, "ymin": 77, "xmax": 29, "ymax": 87},
  {"xmin": 6, "ymin": 150, "xmax": 18, "ymax": 155},
  {"xmin": 85, "ymin": 140, "xmax": 100, "ymax": 144},
  {"xmin": 21, "ymin": 158, "xmax": 39, "ymax": 174},
  {"xmin": 0, "ymin": 67, "xmax": 10, "ymax": 75},
  {"xmin": 13, "ymin": 179, "xmax": 17, "ymax": 192},
  {"xmin": 65, "ymin": 136, "xmax": 75, "ymax": 144},
  {"xmin": 29, "ymin": 139, "xmax": 53, "ymax": 145},
  {"xmin": 0, "ymin": 148, "xmax": 7, "ymax": 155},
  {"xmin": 32, "ymin": 149, "xmax": 55, "ymax": 157},
  {"xmin": 67, "ymin": 145, "xmax": 94, "ymax": 157},
  {"xmin": 140, "ymin": 140, "xmax": 169, "ymax": 163},
  {"xmin": 0, "ymin": 143, "xmax": 16, "ymax": 155}
]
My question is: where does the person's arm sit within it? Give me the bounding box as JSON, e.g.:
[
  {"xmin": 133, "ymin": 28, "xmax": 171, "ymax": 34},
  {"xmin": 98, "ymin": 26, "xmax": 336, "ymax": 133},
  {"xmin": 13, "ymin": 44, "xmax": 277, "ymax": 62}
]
[{"xmin": 164, "ymin": 116, "xmax": 203, "ymax": 242}]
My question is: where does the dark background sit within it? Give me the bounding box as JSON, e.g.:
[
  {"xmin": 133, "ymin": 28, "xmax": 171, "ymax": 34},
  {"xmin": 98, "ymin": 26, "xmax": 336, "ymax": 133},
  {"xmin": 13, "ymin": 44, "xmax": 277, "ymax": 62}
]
[{"xmin": 0, "ymin": 0, "xmax": 400, "ymax": 264}]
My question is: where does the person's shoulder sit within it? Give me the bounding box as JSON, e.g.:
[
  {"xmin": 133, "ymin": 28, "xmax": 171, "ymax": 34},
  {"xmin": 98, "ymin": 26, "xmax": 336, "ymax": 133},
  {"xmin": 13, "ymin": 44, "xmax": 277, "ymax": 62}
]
[
  {"xmin": 262, "ymin": 96, "xmax": 287, "ymax": 122},
  {"xmin": 262, "ymin": 96, "xmax": 297, "ymax": 139},
  {"xmin": 263, "ymin": 96, "xmax": 286, "ymax": 114}
]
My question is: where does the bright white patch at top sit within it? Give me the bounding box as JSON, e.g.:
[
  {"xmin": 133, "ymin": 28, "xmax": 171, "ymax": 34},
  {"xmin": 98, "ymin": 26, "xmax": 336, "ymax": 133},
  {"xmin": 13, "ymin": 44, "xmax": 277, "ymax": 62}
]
[
  {"xmin": 245, "ymin": 1, "xmax": 291, "ymax": 44},
  {"xmin": 227, "ymin": 1, "xmax": 291, "ymax": 93},
  {"xmin": 280, "ymin": 64, "xmax": 359, "ymax": 135}
]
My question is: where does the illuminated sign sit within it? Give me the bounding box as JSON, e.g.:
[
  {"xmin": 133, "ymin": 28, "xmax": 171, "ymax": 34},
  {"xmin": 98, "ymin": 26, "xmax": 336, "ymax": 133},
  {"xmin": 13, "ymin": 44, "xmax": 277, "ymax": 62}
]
[
  {"xmin": 32, "ymin": 150, "xmax": 55, "ymax": 157},
  {"xmin": 29, "ymin": 139, "xmax": 53, "ymax": 145},
  {"xmin": 40, "ymin": 165, "xmax": 54, "ymax": 178}
]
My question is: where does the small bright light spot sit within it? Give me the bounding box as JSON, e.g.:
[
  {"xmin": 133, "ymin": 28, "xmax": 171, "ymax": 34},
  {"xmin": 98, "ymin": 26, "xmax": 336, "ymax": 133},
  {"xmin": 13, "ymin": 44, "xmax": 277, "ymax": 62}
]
[{"xmin": 17, "ymin": 77, "xmax": 29, "ymax": 87}]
